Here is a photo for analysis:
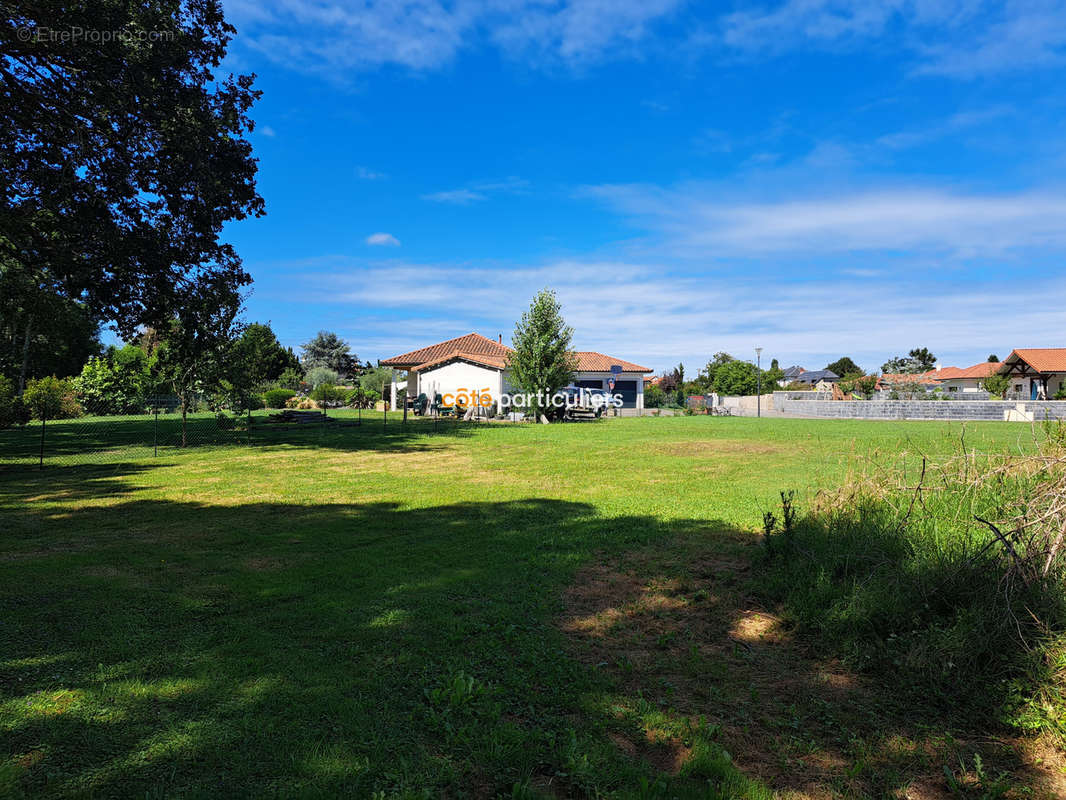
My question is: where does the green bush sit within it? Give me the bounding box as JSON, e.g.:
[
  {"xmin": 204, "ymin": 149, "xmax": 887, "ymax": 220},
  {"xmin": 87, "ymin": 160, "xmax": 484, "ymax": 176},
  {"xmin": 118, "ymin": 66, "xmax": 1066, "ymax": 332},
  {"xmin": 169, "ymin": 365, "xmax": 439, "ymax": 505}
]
[
  {"xmin": 23, "ymin": 376, "xmax": 82, "ymax": 420},
  {"xmin": 263, "ymin": 388, "xmax": 297, "ymax": 408},
  {"xmin": 310, "ymin": 382, "xmax": 345, "ymax": 408},
  {"xmin": 983, "ymin": 373, "xmax": 1010, "ymax": 399},
  {"xmin": 277, "ymin": 367, "xmax": 304, "ymax": 391},
  {"xmin": 0, "ymin": 375, "xmax": 29, "ymax": 428},
  {"xmin": 72, "ymin": 344, "xmax": 152, "ymax": 414},
  {"xmin": 306, "ymin": 366, "xmax": 340, "ymax": 390},
  {"xmin": 643, "ymin": 383, "xmax": 665, "ymax": 408},
  {"xmin": 755, "ymin": 442, "xmax": 1066, "ymax": 728}
]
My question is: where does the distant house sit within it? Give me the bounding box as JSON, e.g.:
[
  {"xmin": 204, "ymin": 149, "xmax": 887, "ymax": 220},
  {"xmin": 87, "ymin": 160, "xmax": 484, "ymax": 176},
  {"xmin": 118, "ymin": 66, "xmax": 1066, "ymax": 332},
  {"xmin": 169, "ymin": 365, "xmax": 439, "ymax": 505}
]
[
  {"xmin": 997, "ymin": 349, "xmax": 1066, "ymax": 399},
  {"xmin": 380, "ymin": 332, "xmax": 653, "ymax": 411},
  {"xmin": 779, "ymin": 365, "xmax": 806, "ymax": 387},
  {"xmin": 791, "ymin": 369, "xmax": 839, "ymax": 390},
  {"xmin": 880, "ymin": 361, "xmax": 1002, "ymax": 395},
  {"xmin": 929, "ymin": 362, "xmax": 999, "ymax": 393}
]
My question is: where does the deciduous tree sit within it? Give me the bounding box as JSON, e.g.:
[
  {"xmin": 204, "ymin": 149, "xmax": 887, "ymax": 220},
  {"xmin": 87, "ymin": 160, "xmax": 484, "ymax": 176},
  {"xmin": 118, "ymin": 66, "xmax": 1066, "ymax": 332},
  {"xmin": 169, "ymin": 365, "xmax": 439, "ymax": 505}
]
[{"xmin": 1, "ymin": 1, "xmax": 263, "ymax": 340}]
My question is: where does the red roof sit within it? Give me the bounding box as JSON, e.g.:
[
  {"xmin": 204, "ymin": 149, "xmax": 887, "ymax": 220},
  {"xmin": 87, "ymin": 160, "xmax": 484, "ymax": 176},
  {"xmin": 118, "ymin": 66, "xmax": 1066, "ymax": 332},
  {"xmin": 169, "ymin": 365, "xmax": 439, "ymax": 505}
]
[
  {"xmin": 410, "ymin": 351, "xmax": 509, "ymax": 372},
  {"xmin": 999, "ymin": 349, "xmax": 1066, "ymax": 374},
  {"xmin": 381, "ymin": 334, "xmax": 651, "ymax": 374},
  {"xmin": 573, "ymin": 352, "xmax": 652, "ymax": 373},
  {"xmin": 381, "ymin": 333, "xmax": 511, "ymax": 368}
]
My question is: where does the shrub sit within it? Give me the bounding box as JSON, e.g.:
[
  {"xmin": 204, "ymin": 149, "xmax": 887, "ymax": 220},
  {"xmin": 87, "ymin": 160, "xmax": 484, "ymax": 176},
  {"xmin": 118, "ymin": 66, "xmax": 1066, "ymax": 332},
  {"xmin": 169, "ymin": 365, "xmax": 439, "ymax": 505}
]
[
  {"xmin": 285, "ymin": 396, "xmax": 319, "ymax": 410},
  {"xmin": 71, "ymin": 344, "xmax": 152, "ymax": 414},
  {"xmin": 643, "ymin": 384, "xmax": 665, "ymax": 408},
  {"xmin": 0, "ymin": 376, "xmax": 29, "ymax": 428},
  {"xmin": 983, "ymin": 373, "xmax": 1010, "ymax": 399},
  {"xmin": 305, "ymin": 366, "xmax": 340, "ymax": 390},
  {"xmin": 263, "ymin": 388, "xmax": 297, "ymax": 408},
  {"xmin": 23, "ymin": 376, "xmax": 81, "ymax": 420},
  {"xmin": 277, "ymin": 367, "xmax": 304, "ymax": 391},
  {"xmin": 310, "ymin": 383, "xmax": 345, "ymax": 408},
  {"xmin": 755, "ymin": 438, "xmax": 1066, "ymax": 728}
]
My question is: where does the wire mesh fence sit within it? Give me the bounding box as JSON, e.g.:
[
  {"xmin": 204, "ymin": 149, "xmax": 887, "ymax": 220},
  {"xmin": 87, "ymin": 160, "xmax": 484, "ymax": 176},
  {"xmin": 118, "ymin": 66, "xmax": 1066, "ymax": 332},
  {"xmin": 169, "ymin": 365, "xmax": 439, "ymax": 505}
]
[{"xmin": 0, "ymin": 399, "xmax": 478, "ymax": 469}]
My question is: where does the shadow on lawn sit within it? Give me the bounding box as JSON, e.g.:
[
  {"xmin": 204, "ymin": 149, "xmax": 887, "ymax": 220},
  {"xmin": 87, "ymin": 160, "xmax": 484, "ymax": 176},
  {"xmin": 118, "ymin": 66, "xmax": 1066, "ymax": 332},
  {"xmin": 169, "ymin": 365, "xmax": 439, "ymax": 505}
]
[
  {"xmin": 0, "ymin": 486, "xmax": 1059, "ymax": 798},
  {"xmin": 0, "ymin": 414, "xmax": 482, "ymax": 469}
]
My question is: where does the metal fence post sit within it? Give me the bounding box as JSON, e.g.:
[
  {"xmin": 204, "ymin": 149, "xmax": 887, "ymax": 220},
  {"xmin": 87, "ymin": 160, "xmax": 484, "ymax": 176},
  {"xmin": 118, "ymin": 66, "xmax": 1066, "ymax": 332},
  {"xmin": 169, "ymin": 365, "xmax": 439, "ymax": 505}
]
[
  {"xmin": 153, "ymin": 406, "xmax": 159, "ymax": 457},
  {"xmin": 38, "ymin": 415, "xmax": 46, "ymax": 469}
]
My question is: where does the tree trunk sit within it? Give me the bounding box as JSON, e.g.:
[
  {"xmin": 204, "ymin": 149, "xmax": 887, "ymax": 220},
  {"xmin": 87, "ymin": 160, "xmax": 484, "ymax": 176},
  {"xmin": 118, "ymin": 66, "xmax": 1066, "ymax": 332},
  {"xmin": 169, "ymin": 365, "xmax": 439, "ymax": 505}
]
[{"xmin": 18, "ymin": 315, "xmax": 32, "ymax": 394}]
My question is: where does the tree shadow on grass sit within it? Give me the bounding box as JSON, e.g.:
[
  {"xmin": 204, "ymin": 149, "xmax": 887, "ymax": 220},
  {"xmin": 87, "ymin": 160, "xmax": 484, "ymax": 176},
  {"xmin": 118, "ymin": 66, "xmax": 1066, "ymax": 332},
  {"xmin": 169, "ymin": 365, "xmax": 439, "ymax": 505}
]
[
  {"xmin": 0, "ymin": 413, "xmax": 485, "ymax": 469},
  {"xmin": 1, "ymin": 486, "xmax": 1062, "ymax": 798}
]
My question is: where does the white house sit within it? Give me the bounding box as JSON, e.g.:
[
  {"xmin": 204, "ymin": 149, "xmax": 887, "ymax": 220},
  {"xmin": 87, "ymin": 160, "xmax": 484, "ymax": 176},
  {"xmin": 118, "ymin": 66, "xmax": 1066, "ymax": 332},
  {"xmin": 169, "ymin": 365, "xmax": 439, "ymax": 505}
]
[
  {"xmin": 380, "ymin": 333, "xmax": 652, "ymax": 412},
  {"xmin": 997, "ymin": 349, "xmax": 1066, "ymax": 400}
]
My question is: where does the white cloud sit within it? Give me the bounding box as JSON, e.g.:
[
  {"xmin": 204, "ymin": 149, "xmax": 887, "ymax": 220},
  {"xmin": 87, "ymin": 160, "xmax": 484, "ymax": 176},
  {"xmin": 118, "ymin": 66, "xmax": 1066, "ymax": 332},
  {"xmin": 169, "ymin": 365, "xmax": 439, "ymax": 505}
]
[
  {"xmin": 712, "ymin": 0, "xmax": 1066, "ymax": 77},
  {"xmin": 272, "ymin": 256, "xmax": 1066, "ymax": 372},
  {"xmin": 223, "ymin": 0, "xmax": 681, "ymax": 77},
  {"xmin": 585, "ymin": 182, "xmax": 1066, "ymax": 256},
  {"xmin": 365, "ymin": 232, "xmax": 401, "ymax": 246},
  {"xmin": 421, "ymin": 189, "xmax": 486, "ymax": 205},
  {"xmin": 357, "ymin": 166, "xmax": 387, "ymax": 180},
  {"xmin": 421, "ymin": 177, "xmax": 529, "ymax": 204},
  {"xmin": 259, "ymin": 125, "xmax": 277, "ymax": 137}
]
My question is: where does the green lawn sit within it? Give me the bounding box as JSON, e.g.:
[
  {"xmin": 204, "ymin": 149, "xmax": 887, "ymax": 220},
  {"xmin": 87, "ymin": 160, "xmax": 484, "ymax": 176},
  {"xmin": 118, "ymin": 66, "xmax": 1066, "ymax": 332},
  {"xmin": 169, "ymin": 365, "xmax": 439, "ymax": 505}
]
[{"xmin": 0, "ymin": 417, "xmax": 1058, "ymax": 798}]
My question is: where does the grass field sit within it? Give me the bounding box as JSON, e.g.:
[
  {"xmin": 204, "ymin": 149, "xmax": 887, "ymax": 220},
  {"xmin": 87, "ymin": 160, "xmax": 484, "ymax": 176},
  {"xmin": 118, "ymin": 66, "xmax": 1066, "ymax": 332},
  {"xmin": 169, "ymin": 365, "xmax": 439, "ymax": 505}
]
[{"xmin": 1, "ymin": 416, "xmax": 1061, "ymax": 798}]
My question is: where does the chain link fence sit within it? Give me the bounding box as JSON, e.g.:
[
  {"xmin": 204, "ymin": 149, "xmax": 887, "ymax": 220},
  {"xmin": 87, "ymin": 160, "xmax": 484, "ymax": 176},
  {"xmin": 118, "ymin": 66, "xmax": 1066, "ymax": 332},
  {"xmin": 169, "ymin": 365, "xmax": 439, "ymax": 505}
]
[{"xmin": 0, "ymin": 399, "xmax": 473, "ymax": 469}]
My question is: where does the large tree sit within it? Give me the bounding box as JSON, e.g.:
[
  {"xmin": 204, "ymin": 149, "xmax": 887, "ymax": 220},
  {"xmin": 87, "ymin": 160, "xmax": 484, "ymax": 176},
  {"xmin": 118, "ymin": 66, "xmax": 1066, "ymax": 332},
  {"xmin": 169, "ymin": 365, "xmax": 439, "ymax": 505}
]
[
  {"xmin": 0, "ymin": 258, "xmax": 101, "ymax": 388},
  {"xmin": 825, "ymin": 356, "xmax": 861, "ymax": 377},
  {"xmin": 506, "ymin": 289, "xmax": 577, "ymax": 421},
  {"xmin": 1, "ymin": 1, "xmax": 263, "ymax": 341},
  {"xmin": 712, "ymin": 359, "xmax": 759, "ymax": 396},
  {"xmin": 233, "ymin": 323, "xmax": 299, "ymax": 386},
  {"xmin": 881, "ymin": 347, "xmax": 938, "ymax": 374},
  {"xmin": 150, "ymin": 275, "xmax": 244, "ymax": 446},
  {"xmin": 301, "ymin": 331, "xmax": 355, "ymax": 376}
]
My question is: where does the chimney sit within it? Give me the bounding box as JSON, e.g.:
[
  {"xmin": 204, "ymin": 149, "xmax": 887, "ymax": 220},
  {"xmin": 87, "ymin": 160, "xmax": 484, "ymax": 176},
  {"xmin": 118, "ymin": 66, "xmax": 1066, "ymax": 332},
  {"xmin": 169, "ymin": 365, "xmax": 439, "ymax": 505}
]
[{"xmin": 498, "ymin": 334, "xmax": 502, "ymax": 344}]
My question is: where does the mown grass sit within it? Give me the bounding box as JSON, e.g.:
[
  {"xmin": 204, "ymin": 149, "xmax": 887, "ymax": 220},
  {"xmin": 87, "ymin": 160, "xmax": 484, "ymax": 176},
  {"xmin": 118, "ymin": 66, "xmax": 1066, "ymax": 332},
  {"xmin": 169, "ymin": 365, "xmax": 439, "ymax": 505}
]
[{"xmin": 0, "ymin": 416, "xmax": 1059, "ymax": 798}]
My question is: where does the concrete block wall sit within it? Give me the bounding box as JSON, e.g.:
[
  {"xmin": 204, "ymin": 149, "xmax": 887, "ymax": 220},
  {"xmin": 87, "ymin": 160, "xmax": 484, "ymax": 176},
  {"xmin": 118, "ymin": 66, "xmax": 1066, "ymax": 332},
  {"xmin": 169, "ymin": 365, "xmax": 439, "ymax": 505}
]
[{"xmin": 771, "ymin": 392, "xmax": 1066, "ymax": 421}]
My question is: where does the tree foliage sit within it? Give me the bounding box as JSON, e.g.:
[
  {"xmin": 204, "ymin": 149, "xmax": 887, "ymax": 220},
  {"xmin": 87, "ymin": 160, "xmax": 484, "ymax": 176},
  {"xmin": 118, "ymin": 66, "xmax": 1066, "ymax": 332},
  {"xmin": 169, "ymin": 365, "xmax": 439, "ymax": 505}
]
[
  {"xmin": 1, "ymin": 1, "xmax": 263, "ymax": 340},
  {"xmin": 712, "ymin": 360, "xmax": 760, "ymax": 396},
  {"xmin": 0, "ymin": 258, "xmax": 101, "ymax": 388},
  {"xmin": 233, "ymin": 323, "xmax": 299, "ymax": 386},
  {"xmin": 506, "ymin": 289, "xmax": 577, "ymax": 420},
  {"xmin": 881, "ymin": 347, "xmax": 937, "ymax": 374},
  {"xmin": 301, "ymin": 331, "xmax": 354, "ymax": 375},
  {"xmin": 825, "ymin": 357, "xmax": 860, "ymax": 377},
  {"xmin": 72, "ymin": 344, "xmax": 155, "ymax": 414},
  {"xmin": 983, "ymin": 373, "xmax": 1010, "ymax": 399},
  {"xmin": 23, "ymin": 376, "xmax": 80, "ymax": 420}
]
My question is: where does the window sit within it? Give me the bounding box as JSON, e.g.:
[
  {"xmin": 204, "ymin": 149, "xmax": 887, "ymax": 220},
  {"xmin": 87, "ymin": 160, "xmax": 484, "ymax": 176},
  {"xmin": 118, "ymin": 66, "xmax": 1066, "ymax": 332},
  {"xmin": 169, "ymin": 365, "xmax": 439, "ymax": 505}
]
[
  {"xmin": 948, "ymin": 386, "xmax": 958, "ymax": 392},
  {"xmin": 1014, "ymin": 384, "xmax": 1022, "ymax": 393}
]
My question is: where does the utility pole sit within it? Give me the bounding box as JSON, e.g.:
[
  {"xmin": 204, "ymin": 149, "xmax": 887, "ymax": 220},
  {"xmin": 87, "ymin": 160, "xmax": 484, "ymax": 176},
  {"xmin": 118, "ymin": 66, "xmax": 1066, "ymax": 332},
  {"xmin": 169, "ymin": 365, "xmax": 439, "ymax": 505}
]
[{"xmin": 755, "ymin": 347, "xmax": 763, "ymax": 418}]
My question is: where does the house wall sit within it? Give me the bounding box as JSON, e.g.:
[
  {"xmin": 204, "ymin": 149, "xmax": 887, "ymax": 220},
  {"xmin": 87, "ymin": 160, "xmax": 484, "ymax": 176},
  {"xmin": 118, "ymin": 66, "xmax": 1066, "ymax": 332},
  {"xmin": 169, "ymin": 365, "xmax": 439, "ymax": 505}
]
[{"xmin": 416, "ymin": 362, "xmax": 503, "ymax": 408}]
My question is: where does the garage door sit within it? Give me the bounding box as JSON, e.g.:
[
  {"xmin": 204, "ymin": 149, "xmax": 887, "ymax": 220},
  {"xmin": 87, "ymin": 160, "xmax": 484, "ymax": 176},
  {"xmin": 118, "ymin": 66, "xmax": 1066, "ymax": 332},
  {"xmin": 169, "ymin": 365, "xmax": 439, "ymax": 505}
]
[
  {"xmin": 611, "ymin": 380, "xmax": 637, "ymax": 408},
  {"xmin": 575, "ymin": 380, "xmax": 603, "ymax": 390}
]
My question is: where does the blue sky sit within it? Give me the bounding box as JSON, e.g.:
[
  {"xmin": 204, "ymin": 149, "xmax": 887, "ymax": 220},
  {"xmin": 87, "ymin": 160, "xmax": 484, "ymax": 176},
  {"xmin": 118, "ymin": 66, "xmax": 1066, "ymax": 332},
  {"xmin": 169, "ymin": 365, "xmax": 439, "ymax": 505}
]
[{"xmin": 218, "ymin": 0, "xmax": 1066, "ymax": 375}]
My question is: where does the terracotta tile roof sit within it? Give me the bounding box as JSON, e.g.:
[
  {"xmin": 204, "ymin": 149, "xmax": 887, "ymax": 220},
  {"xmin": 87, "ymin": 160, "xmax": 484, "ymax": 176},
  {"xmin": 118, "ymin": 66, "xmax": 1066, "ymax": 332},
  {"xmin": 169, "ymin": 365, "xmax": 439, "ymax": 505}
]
[
  {"xmin": 999, "ymin": 349, "xmax": 1066, "ymax": 374},
  {"xmin": 382, "ymin": 334, "xmax": 651, "ymax": 374},
  {"xmin": 574, "ymin": 352, "xmax": 652, "ymax": 373},
  {"xmin": 381, "ymin": 333, "xmax": 512, "ymax": 367},
  {"xmin": 410, "ymin": 351, "xmax": 508, "ymax": 372},
  {"xmin": 955, "ymin": 362, "xmax": 1000, "ymax": 379}
]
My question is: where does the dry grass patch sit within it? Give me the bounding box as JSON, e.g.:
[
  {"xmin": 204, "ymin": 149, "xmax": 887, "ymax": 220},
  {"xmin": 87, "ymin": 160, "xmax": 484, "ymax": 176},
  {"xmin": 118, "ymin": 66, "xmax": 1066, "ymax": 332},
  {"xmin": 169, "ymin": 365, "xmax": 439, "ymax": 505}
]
[{"xmin": 560, "ymin": 536, "xmax": 1066, "ymax": 798}]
